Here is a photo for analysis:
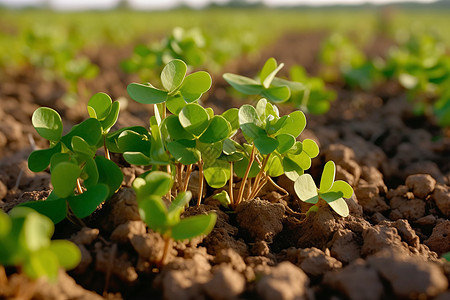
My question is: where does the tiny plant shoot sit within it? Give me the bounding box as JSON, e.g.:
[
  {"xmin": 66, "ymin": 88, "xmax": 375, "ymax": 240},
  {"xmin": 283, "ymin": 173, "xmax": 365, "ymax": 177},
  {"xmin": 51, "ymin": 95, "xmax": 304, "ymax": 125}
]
[
  {"xmin": 0, "ymin": 207, "xmax": 80, "ymax": 282},
  {"xmin": 133, "ymin": 171, "xmax": 217, "ymax": 266},
  {"xmin": 294, "ymin": 161, "xmax": 354, "ymax": 217},
  {"xmin": 25, "ymin": 98, "xmax": 123, "ymax": 224}
]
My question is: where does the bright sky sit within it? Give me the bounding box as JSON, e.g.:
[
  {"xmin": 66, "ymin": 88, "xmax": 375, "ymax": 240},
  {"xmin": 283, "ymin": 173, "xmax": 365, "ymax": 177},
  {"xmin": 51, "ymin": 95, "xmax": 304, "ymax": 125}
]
[{"xmin": 0, "ymin": 0, "xmax": 438, "ymax": 10}]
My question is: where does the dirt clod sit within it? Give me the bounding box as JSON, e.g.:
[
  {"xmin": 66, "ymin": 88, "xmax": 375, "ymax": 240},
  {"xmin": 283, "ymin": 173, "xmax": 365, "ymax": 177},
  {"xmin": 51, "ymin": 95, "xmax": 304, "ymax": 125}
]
[{"xmin": 256, "ymin": 261, "xmax": 309, "ymax": 300}]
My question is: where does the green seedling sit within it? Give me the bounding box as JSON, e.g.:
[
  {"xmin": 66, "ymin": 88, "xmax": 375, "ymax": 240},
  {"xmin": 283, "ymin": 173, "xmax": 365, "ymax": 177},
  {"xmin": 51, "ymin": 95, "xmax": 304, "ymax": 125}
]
[
  {"xmin": 281, "ymin": 65, "xmax": 336, "ymax": 114},
  {"xmin": 0, "ymin": 207, "xmax": 80, "ymax": 282},
  {"xmin": 121, "ymin": 27, "xmax": 206, "ymax": 82},
  {"xmin": 382, "ymin": 32, "xmax": 450, "ymax": 127},
  {"xmin": 223, "ymin": 98, "xmax": 318, "ymax": 208},
  {"xmin": 294, "ymin": 161, "xmax": 353, "ymax": 217},
  {"xmin": 319, "ymin": 33, "xmax": 380, "ymax": 90},
  {"xmin": 127, "ymin": 59, "xmax": 212, "ymax": 122},
  {"xmin": 87, "ymin": 92, "xmax": 120, "ymax": 159},
  {"xmin": 132, "ymin": 171, "xmax": 217, "ymax": 266},
  {"xmin": 223, "ymin": 57, "xmax": 291, "ymax": 103},
  {"xmin": 25, "ymin": 107, "xmax": 123, "ymax": 224}
]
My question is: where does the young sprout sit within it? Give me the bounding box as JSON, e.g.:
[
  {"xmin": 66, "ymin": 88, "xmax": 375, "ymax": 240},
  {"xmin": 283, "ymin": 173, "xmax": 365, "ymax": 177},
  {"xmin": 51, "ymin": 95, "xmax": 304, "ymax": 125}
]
[
  {"xmin": 0, "ymin": 207, "xmax": 80, "ymax": 282},
  {"xmin": 87, "ymin": 92, "xmax": 120, "ymax": 160},
  {"xmin": 132, "ymin": 171, "xmax": 216, "ymax": 266},
  {"xmin": 294, "ymin": 161, "xmax": 353, "ymax": 217},
  {"xmin": 25, "ymin": 107, "xmax": 123, "ymax": 224},
  {"xmin": 223, "ymin": 57, "xmax": 291, "ymax": 103},
  {"xmin": 127, "ymin": 59, "xmax": 212, "ymax": 121}
]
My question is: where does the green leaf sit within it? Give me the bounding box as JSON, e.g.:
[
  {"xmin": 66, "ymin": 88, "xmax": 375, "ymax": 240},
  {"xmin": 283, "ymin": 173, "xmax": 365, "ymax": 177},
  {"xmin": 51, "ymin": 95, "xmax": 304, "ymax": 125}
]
[
  {"xmin": 329, "ymin": 180, "xmax": 354, "ymax": 198},
  {"xmin": 171, "ymin": 213, "xmax": 217, "ymax": 241},
  {"xmin": 101, "ymin": 101, "xmax": 120, "ymax": 132},
  {"xmin": 223, "ymin": 73, "xmax": 263, "ymax": 95},
  {"xmin": 161, "ymin": 59, "xmax": 187, "ymax": 92},
  {"xmin": 0, "ymin": 210, "xmax": 11, "ymax": 237},
  {"xmin": 239, "ymin": 104, "xmax": 261, "ymax": 127},
  {"xmin": 133, "ymin": 171, "xmax": 173, "ymax": 199},
  {"xmin": 139, "ymin": 196, "xmax": 168, "ymax": 234},
  {"xmin": 28, "ymin": 143, "xmax": 62, "ymax": 172},
  {"xmin": 50, "ymin": 153, "xmax": 71, "ymax": 173},
  {"xmin": 320, "ymin": 161, "xmax": 335, "ymax": 193},
  {"xmin": 277, "ymin": 110, "xmax": 306, "ymax": 137},
  {"xmin": 240, "ymin": 123, "xmax": 266, "ymax": 142},
  {"xmin": 266, "ymin": 116, "xmax": 288, "ymax": 135},
  {"xmin": 19, "ymin": 209, "xmax": 53, "ymax": 252},
  {"xmin": 166, "ymin": 94, "xmax": 186, "ymax": 115},
  {"xmin": 199, "ymin": 116, "xmax": 230, "ymax": 144},
  {"xmin": 72, "ymin": 136, "xmax": 95, "ymax": 159},
  {"xmin": 149, "ymin": 116, "xmax": 170, "ymax": 165},
  {"xmin": 260, "ymin": 57, "xmax": 278, "ymax": 87},
  {"xmin": 67, "ymin": 184, "xmax": 109, "ymax": 219},
  {"xmin": 234, "ymin": 155, "xmax": 259, "ymax": 179},
  {"xmin": 163, "ymin": 115, "xmax": 194, "ymax": 141},
  {"xmin": 254, "ymin": 136, "xmax": 278, "ymax": 155},
  {"xmin": 204, "ymin": 160, "xmax": 230, "ymax": 188},
  {"xmin": 167, "ymin": 191, "xmax": 192, "ymax": 225},
  {"xmin": 32, "ymin": 107, "xmax": 63, "ymax": 142},
  {"xmin": 197, "ymin": 141, "xmax": 223, "ymax": 164},
  {"xmin": 61, "ymin": 118, "xmax": 102, "ymax": 149},
  {"xmin": 127, "ymin": 83, "xmax": 168, "ymax": 104},
  {"xmin": 106, "ymin": 126, "xmax": 148, "ymax": 153},
  {"xmin": 302, "ymin": 139, "xmax": 319, "ymax": 158},
  {"xmin": 82, "ymin": 157, "xmax": 98, "ymax": 188},
  {"xmin": 49, "ymin": 240, "xmax": 81, "ymax": 270},
  {"xmin": 282, "ymin": 156, "xmax": 304, "ymax": 181},
  {"xmin": 19, "ymin": 197, "xmax": 67, "ymax": 224},
  {"xmin": 118, "ymin": 130, "xmax": 151, "ymax": 153},
  {"xmin": 263, "ymin": 62, "xmax": 284, "ymax": 89},
  {"xmin": 294, "ymin": 174, "xmax": 319, "ymax": 204},
  {"xmin": 221, "ymin": 108, "xmax": 239, "ymax": 132},
  {"xmin": 212, "ymin": 190, "xmax": 231, "ymax": 208},
  {"xmin": 276, "ymin": 134, "xmax": 295, "ymax": 154},
  {"xmin": 87, "ymin": 92, "xmax": 112, "ymax": 120},
  {"xmin": 24, "ymin": 249, "xmax": 59, "ymax": 281},
  {"xmin": 123, "ymin": 152, "xmax": 152, "ymax": 165},
  {"xmin": 265, "ymin": 154, "xmax": 284, "ymax": 177},
  {"xmin": 95, "ymin": 156, "xmax": 123, "ymax": 198},
  {"xmin": 180, "ymin": 71, "xmax": 212, "ymax": 102},
  {"xmin": 261, "ymin": 85, "xmax": 290, "ymax": 103},
  {"xmin": 327, "ymin": 197, "xmax": 349, "ymax": 217},
  {"xmin": 51, "ymin": 162, "xmax": 81, "ymax": 198},
  {"xmin": 167, "ymin": 139, "xmax": 200, "ymax": 165},
  {"xmin": 179, "ymin": 103, "xmax": 210, "ymax": 136}
]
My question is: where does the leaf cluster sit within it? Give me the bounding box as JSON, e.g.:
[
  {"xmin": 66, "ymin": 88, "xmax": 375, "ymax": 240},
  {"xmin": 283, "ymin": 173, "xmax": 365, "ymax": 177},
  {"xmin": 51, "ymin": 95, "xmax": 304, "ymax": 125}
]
[
  {"xmin": 24, "ymin": 93, "xmax": 123, "ymax": 223},
  {"xmin": 294, "ymin": 161, "xmax": 353, "ymax": 217},
  {"xmin": 133, "ymin": 171, "xmax": 217, "ymax": 241},
  {"xmin": 0, "ymin": 207, "xmax": 80, "ymax": 281}
]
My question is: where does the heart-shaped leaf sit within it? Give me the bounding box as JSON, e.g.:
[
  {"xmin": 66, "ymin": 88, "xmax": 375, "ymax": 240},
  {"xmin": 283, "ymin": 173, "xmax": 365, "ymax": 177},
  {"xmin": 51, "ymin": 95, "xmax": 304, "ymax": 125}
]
[
  {"xmin": 87, "ymin": 92, "xmax": 112, "ymax": 120},
  {"xmin": 127, "ymin": 83, "xmax": 168, "ymax": 104},
  {"xmin": 294, "ymin": 174, "xmax": 319, "ymax": 204},
  {"xmin": 32, "ymin": 107, "xmax": 63, "ymax": 142},
  {"xmin": 319, "ymin": 161, "xmax": 335, "ymax": 193},
  {"xmin": 161, "ymin": 59, "xmax": 187, "ymax": 92},
  {"xmin": 179, "ymin": 103, "xmax": 210, "ymax": 136},
  {"xmin": 180, "ymin": 71, "xmax": 212, "ymax": 102},
  {"xmin": 171, "ymin": 213, "xmax": 217, "ymax": 241},
  {"xmin": 67, "ymin": 184, "xmax": 109, "ymax": 219}
]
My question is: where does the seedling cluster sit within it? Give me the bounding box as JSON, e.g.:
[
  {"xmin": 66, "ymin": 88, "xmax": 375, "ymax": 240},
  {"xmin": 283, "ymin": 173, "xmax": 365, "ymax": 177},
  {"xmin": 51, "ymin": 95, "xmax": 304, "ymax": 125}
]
[{"xmin": 9, "ymin": 57, "xmax": 354, "ymax": 284}]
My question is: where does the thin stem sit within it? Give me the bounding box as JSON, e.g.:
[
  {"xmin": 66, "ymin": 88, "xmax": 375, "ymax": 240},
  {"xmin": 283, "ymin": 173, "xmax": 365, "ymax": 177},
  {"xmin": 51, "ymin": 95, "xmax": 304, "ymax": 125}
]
[
  {"xmin": 103, "ymin": 135, "xmax": 110, "ymax": 160},
  {"xmin": 267, "ymin": 176, "xmax": 289, "ymax": 197},
  {"xmin": 249, "ymin": 153, "xmax": 271, "ymax": 200},
  {"xmin": 158, "ymin": 236, "xmax": 172, "ymax": 268},
  {"xmin": 229, "ymin": 162, "xmax": 234, "ymax": 207},
  {"xmin": 176, "ymin": 163, "xmax": 184, "ymax": 195},
  {"xmin": 76, "ymin": 178, "xmax": 83, "ymax": 194},
  {"xmin": 0, "ymin": 265, "xmax": 7, "ymax": 287},
  {"xmin": 166, "ymin": 164, "xmax": 172, "ymax": 201},
  {"xmin": 249, "ymin": 176, "xmax": 268, "ymax": 201},
  {"xmin": 183, "ymin": 164, "xmax": 193, "ymax": 192},
  {"xmin": 197, "ymin": 160, "xmax": 204, "ymax": 207},
  {"xmin": 235, "ymin": 146, "xmax": 255, "ymax": 207}
]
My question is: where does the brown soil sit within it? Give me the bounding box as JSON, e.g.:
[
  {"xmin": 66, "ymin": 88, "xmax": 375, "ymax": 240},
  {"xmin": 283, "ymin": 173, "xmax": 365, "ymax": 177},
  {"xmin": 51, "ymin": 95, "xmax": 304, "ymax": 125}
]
[{"xmin": 0, "ymin": 31, "xmax": 449, "ymax": 300}]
